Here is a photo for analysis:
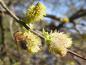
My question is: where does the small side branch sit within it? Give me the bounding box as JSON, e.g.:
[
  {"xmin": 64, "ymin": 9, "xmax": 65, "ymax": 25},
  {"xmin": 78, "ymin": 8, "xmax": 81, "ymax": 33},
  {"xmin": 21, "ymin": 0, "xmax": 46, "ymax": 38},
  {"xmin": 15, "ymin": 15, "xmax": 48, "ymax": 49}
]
[
  {"xmin": 0, "ymin": 0, "xmax": 44, "ymax": 39},
  {"xmin": 68, "ymin": 50, "xmax": 86, "ymax": 60},
  {"xmin": 0, "ymin": 10, "xmax": 4, "ymax": 45}
]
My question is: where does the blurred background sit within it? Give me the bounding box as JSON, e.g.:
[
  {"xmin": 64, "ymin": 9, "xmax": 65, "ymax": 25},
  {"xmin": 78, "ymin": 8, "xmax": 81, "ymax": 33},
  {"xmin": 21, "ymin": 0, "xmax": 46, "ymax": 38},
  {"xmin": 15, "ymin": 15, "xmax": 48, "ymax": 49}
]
[{"xmin": 0, "ymin": 0, "xmax": 86, "ymax": 65}]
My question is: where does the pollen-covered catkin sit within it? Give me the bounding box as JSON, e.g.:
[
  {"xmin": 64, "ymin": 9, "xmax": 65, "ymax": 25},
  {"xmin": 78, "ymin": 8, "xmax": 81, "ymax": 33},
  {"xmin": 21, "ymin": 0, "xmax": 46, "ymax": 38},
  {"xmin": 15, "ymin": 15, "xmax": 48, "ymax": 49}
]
[
  {"xmin": 25, "ymin": 2, "xmax": 46, "ymax": 24},
  {"xmin": 49, "ymin": 32, "xmax": 72, "ymax": 56},
  {"xmin": 43, "ymin": 31, "xmax": 72, "ymax": 56},
  {"xmin": 23, "ymin": 31, "xmax": 42, "ymax": 53},
  {"xmin": 14, "ymin": 31, "xmax": 42, "ymax": 54}
]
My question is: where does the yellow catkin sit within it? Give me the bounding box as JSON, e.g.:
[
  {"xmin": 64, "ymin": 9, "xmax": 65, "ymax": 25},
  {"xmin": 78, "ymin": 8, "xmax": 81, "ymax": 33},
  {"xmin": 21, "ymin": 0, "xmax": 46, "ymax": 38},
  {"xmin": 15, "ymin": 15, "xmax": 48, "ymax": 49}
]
[
  {"xmin": 23, "ymin": 31, "xmax": 41, "ymax": 53},
  {"xmin": 49, "ymin": 32, "xmax": 72, "ymax": 56},
  {"xmin": 14, "ymin": 31, "xmax": 41, "ymax": 54},
  {"xmin": 25, "ymin": 2, "xmax": 46, "ymax": 24},
  {"xmin": 60, "ymin": 17, "xmax": 69, "ymax": 23},
  {"xmin": 43, "ymin": 31, "xmax": 72, "ymax": 56}
]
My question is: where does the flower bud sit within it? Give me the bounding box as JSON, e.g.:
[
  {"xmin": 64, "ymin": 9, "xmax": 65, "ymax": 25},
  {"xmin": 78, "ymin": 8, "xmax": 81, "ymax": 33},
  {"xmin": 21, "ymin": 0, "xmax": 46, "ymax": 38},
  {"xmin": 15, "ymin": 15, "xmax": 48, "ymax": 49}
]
[{"xmin": 60, "ymin": 17, "xmax": 69, "ymax": 23}]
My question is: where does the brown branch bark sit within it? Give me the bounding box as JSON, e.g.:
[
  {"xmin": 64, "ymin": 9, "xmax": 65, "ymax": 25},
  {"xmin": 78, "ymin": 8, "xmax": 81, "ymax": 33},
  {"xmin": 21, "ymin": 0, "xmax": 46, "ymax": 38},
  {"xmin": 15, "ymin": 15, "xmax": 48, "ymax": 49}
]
[
  {"xmin": 68, "ymin": 50, "xmax": 86, "ymax": 60},
  {"xmin": 0, "ymin": 10, "xmax": 4, "ymax": 45},
  {"xmin": 0, "ymin": 0, "xmax": 44, "ymax": 39},
  {"xmin": 45, "ymin": 14, "xmax": 60, "ymax": 21},
  {"xmin": 46, "ymin": 9, "xmax": 86, "ymax": 30},
  {"xmin": 69, "ymin": 9, "xmax": 86, "ymax": 22}
]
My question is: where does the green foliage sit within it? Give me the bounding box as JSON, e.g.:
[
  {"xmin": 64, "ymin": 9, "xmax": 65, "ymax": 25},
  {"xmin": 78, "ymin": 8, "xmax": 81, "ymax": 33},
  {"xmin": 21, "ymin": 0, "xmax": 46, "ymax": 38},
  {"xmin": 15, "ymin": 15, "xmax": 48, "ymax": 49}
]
[{"xmin": 42, "ymin": 29, "xmax": 52, "ymax": 45}]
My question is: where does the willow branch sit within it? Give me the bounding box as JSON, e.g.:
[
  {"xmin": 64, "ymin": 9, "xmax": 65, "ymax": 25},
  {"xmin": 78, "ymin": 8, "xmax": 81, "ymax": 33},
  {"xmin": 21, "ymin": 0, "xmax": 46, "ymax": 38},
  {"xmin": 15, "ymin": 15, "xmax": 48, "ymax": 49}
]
[
  {"xmin": 0, "ymin": 0, "xmax": 86, "ymax": 61},
  {"xmin": 45, "ymin": 14, "xmax": 60, "ymax": 21},
  {"xmin": 69, "ymin": 9, "xmax": 86, "ymax": 22},
  {"xmin": 68, "ymin": 50, "xmax": 86, "ymax": 60},
  {"xmin": 0, "ymin": 0, "xmax": 44, "ymax": 39},
  {"xmin": 46, "ymin": 9, "xmax": 86, "ymax": 30}
]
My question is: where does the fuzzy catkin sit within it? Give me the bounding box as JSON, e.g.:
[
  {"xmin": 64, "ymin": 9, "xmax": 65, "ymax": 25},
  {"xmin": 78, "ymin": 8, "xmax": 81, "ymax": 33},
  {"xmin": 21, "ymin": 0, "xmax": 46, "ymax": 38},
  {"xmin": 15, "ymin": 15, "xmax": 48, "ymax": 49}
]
[
  {"xmin": 14, "ymin": 31, "xmax": 42, "ymax": 54},
  {"xmin": 49, "ymin": 32, "xmax": 72, "ymax": 56},
  {"xmin": 25, "ymin": 2, "xmax": 46, "ymax": 24},
  {"xmin": 23, "ymin": 31, "xmax": 41, "ymax": 53},
  {"xmin": 43, "ymin": 31, "xmax": 72, "ymax": 56}
]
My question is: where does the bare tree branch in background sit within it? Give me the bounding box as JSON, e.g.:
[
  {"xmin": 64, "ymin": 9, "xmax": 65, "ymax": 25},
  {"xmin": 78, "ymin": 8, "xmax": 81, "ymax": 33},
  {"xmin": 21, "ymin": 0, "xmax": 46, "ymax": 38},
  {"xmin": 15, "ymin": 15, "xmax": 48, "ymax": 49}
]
[
  {"xmin": 69, "ymin": 9, "xmax": 86, "ymax": 22},
  {"xmin": 47, "ymin": 9, "xmax": 86, "ymax": 30}
]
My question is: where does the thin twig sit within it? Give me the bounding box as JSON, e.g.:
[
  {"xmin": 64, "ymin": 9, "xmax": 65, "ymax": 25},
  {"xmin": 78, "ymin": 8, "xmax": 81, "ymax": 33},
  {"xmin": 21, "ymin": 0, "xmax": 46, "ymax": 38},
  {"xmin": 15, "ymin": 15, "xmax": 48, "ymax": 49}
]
[
  {"xmin": 45, "ymin": 14, "xmax": 60, "ymax": 21},
  {"xmin": 9, "ymin": 17, "xmax": 14, "ymax": 39},
  {"xmin": 0, "ymin": 0, "xmax": 44, "ymax": 39},
  {"xmin": 0, "ymin": 1, "xmax": 29, "ymax": 29},
  {"xmin": 68, "ymin": 50, "xmax": 86, "ymax": 60},
  {"xmin": 71, "ymin": 54, "xmax": 82, "ymax": 65},
  {"xmin": 0, "ymin": 10, "xmax": 4, "ymax": 45}
]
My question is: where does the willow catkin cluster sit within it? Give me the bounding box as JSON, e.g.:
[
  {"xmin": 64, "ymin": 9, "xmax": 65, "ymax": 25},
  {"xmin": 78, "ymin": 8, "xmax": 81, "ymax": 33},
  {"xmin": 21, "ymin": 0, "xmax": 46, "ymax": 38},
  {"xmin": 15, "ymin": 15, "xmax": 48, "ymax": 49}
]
[
  {"xmin": 14, "ymin": 31, "xmax": 41, "ymax": 54},
  {"xmin": 25, "ymin": 2, "xmax": 46, "ymax": 24},
  {"xmin": 43, "ymin": 31, "xmax": 72, "ymax": 56}
]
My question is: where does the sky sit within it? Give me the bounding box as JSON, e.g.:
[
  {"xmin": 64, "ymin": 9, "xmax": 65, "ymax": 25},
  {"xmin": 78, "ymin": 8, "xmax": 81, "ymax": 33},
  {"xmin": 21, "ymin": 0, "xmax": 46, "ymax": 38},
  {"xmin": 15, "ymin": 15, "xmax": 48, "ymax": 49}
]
[{"xmin": 13, "ymin": 0, "xmax": 86, "ymax": 17}]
